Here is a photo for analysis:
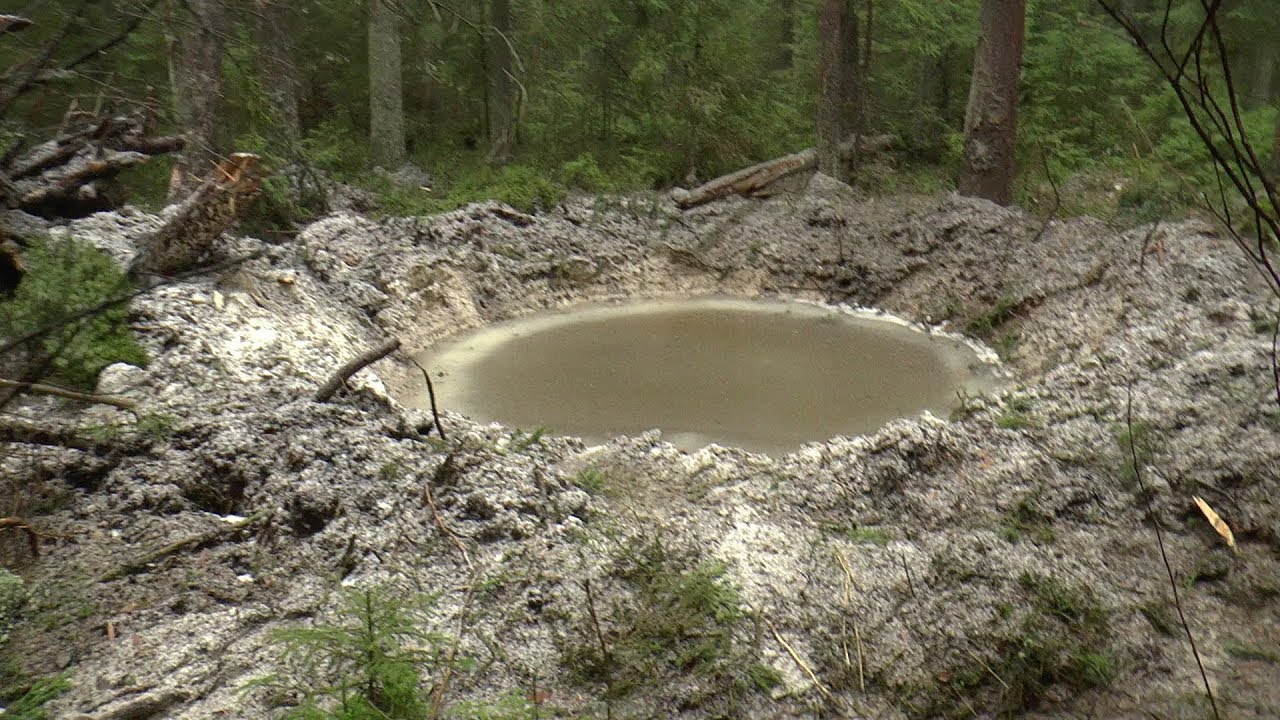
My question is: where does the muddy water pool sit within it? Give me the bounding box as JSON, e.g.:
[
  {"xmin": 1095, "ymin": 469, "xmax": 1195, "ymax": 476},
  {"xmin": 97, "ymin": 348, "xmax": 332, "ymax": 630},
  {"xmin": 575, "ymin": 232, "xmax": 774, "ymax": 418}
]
[{"xmin": 414, "ymin": 298, "xmax": 998, "ymax": 454}]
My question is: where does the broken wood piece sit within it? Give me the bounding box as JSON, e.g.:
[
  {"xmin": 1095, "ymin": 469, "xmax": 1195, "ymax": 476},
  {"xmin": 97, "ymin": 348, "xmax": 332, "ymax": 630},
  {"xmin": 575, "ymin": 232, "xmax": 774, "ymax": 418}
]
[
  {"xmin": 0, "ymin": 517, "xmax": 40, "ymax": 557},
  {"xmin": 0, "ymin": 377, "xmax": 137, "ymax": 411},
  {"xmin": 314, "ymin": 338, "xmax": 402, "ymax": 402},
  {"xmin": 128, "ymin": 153, "xmax": 262, "ymax": 280},
  {"xmin": 671, "ymin": 134, "xmax": 893, "ymax": 210},
  {"xmin": 0, "ymin": 15, "xmax": 32, "ymax": 34}
]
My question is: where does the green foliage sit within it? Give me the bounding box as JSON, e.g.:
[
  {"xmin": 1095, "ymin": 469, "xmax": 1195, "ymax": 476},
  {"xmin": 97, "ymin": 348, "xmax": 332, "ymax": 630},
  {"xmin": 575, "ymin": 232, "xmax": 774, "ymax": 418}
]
[
  {"xmin": 995, "ymin": 395, "xmax": 1036, "ymax": 431},
  {"xmin": 998, "ymin": 495, "xmax": 1056, "ymax": 545},
  {"xmin": 432, "ymin": 166, "xmax": 567, "ymax": 215},
  {"xmin": 262, "ymin": 587, "xmax": 449, "ymax": 719},
  {"xmin": 0, "ymin": 674, "xmax": 72, "ymax": 720},
  {"xmin": 920, "ymin": 573, "xmax": 1114, "ymax": 717},
  {"xmin": 572, "ymin": 469, "xmax": 609, "ymax": 496},
  {"xmin": 562, "ymin": 536, "xmax": 774, "ymax": 713},
  {"xmin": 0, "ymin": 237, "xmax": 147, "ymax": 389},
  {"xmin": 445, "ymin": 692, "xmax": 537, "ymax": 720}
]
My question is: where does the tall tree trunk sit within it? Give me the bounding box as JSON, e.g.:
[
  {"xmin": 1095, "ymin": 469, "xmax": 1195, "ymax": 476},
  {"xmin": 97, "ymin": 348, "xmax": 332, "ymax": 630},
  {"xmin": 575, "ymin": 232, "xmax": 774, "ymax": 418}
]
[
  {"xmin": 959, "ymin": 0, "xmax": 1026, "ymax": 206},
  {"xmin": 253, "ymin": 0, "xmax": 300, "ymax": 140},
  {"xmin": 165, "ymin": 0, "xmax": 227, "ymax": 200},
  {"xmin": 368, "ymin": 0, "xmax": 405, "ymax": 169},
  {"xmin": 817, "ymin": 0, "xmax": 861, "ymax": 180},
  {"xmin": 485, "ymin": 0, "xmax": 516, "ymax": 165}
]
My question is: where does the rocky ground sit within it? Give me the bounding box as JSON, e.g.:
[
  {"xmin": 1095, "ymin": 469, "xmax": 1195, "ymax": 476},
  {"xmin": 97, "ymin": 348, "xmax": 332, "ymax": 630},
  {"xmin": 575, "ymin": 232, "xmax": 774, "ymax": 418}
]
[{"xmin": 1, "ymin": 175, "xmax": 1278, "ymax": 719}]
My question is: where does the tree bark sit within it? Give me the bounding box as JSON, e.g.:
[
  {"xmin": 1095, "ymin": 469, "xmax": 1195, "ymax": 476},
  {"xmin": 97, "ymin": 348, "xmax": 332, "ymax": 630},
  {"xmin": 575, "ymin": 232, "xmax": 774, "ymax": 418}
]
[
  {"xmin": 253, "ymin": 0, "xmax": 301, "ymax": 140},
  {"xmin": 368, "ymin": 0, "xmax": 406, "ymax": 169},
  {"xmin": 165, "ymin": 0, "xmax": 227, "ymax": 200},
  {"xmin": 130, "ymin": 154, "xmax": 261, "ymax": 281},
  {"xmin": 959, "ymin": 0, "xmax": 1026, "ymax": 206},
  {"xmin": 485, "ymin": 0, "xmax": 517, "ymax": 165},
  {"xmin": 817, "ymin": 0, "xmax": 861, "ymax": 180}
]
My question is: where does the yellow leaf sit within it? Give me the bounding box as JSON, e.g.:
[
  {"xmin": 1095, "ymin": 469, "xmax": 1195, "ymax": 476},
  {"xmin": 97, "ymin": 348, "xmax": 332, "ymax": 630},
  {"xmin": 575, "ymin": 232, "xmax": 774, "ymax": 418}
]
[{"xmin": 1192, "ymin": 496, "xmax": 1236, "ymax": 551}]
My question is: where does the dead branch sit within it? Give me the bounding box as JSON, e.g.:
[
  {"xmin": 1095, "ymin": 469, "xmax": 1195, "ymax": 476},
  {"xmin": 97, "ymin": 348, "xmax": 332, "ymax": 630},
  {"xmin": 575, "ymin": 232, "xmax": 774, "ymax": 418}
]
[
  {"xmin": 671, "ymin": 134, "xmax": 894, "ymax": 210},
  {"xmin": 129, "ymin": 153, "xmax": 263, "ymax": 280},
  {"xmin": 0, "ymin": 517, "xmax": 40, "ymax": 557},
  {"xmin": 411, "ymin": 359, "xmax": 447, "ymax": 439},
  {"xmin": 0, "ymin": 16, "xmax": 32, "ymax": 34},
  {"xmin": 3, "ymin": 113, "xmax": 185, "ymax": 217},
  {"xmin": 1124, "ymin": 384, "xmax": 1219, "ymax": 720},
  {"xmin": 314, "ymin": 338, "xmax": 402, "ymax": 403},
  {"xmin": 0, "ymin": 377, "xmax": 136, "ymax": 411},
  {"xmin": 97, "ymin": 511, "xmax": 270, "ymax": 582}
]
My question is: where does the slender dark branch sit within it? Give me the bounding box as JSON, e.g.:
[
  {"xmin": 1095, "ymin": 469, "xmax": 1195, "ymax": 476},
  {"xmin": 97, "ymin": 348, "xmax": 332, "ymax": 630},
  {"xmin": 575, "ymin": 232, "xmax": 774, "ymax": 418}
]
[
  {"xmin": 1124, "ymin": 385, "xmax": 1220, "ymax": 720},
  {"xmin": 411, "ymin": 359, "xmax": 447, "ymax": 440},
  {"xmin": 1030, "ymin": 144, "xmax": 1061, "ymax": 244},
  {"xmin": 314, "ymin": 338, "xmax": 402, "ymax": 403},
  {"xmin": 582, "ymin": 578, "xmax": 615, "ymax": 720},
  {"xmin": 0, "ymin": 378, "xmax": 136, "ymax": 411}
]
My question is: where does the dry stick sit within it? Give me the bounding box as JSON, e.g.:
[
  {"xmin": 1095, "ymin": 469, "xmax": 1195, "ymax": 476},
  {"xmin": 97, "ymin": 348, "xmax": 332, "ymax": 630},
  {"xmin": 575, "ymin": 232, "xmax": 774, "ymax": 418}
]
[
  {"xmin": 1125, "ymin": 385, "xmax": 1220, "ymax": 720},
  {"xmin": 764, "ymin": 616, "xmax": 838, "ymax": 706},
  {"xmin": 581, "ymin": 578, "xmax": 614, "ymax": 720},
  {"xmin": 899, "ymin": 552, "xmax": 916, "ymax": 599},
  {"xmin": 0, "ymin": 517, "xmax": 40, "ymax": 557},
  {"xmin": 314, "ymin": 338, "xmax": 402, "ymax": 402},
  {"xmin": 411, "ymin": 359, "xmax": 447, "ymax": 439},
  {"xmin": 431, "ymin": 579, "xmax": 478, "ymax": 718},
  {"xmin": 1029, "ymin": 143, "xmax": 1062, "ymax": 245},
  {"xmin": 964, "ymin": 646, "xmax": 1009, "ymax": 691},
  {"xmin": 0, "ymin": 378, "xmax": 136, "ymax": 411},
  {"xmin": 423, "ymin": 476, "xmax": 472, "ymax": 571},
  {"xmin": 835, "ymin": 550, "xmax": 866, "ymax": 694}
]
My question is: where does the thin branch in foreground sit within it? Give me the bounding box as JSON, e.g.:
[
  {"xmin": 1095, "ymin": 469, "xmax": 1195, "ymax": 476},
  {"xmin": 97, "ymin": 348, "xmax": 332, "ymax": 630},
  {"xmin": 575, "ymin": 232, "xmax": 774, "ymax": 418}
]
[
  {"xmin": 0, "ymin": 377, "xmax": 136, "ymax": 411},
  {"xmin": 1124, "ymin": 384, "xmax": 1220, "ymax": 720},
  {"xmin": 1029, "ymin": 143, "xmax": 1062, "ymax": 244},
  {"xmin": 411, "ymin": 359, "xmax": 447, "ymax": 440},
  {"xmin": 0, "ymin": 517, "xmax": 40, "ymax": 557},
  {"xmin": 313, "ymin": 338, "xmax": 401, "ymax": 403}
]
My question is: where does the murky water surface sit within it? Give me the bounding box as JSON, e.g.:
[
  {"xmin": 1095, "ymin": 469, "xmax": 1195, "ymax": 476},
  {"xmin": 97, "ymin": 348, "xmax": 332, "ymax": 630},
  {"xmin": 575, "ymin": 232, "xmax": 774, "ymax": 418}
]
[{"xmin": 415, "ymin": 298, "xmax": 997, "ymax": 454}]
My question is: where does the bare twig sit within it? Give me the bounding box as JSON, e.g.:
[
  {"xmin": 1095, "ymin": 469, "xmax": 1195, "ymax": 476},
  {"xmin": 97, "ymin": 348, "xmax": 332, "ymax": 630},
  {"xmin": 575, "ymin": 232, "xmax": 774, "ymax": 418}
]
[
  {"xmin": 0, "ymin": 517, "xmax": 40, "ymax": 557},
  {"xmin": 1124, "ymin": 384, "xmax": 1219, "ymax": 720},
  {"xmin": 900, "ymin": 551, "xmax": 916, "ymax": 599},
  {"xmin": 314, "ymin": 338, "xmax": 401, "ymax": 403},
  {"xmin": 411, "ymin": 359, "xmax": 447, "ymax": 440},
  {"xmin": 0, "ymin": 377, "xmax": 136, "ymax": 411},
  {"xmin": 1029, "ymin": 143, "xmax": 1062, "ymax": 244},
  {"xmin": 422, "ymin": 467, "xmax": 472, "ymax": 570},
  {"xmin": 431, "ymin": 575, "xmax": 478, "ymax": 716},
  {"xmin": 582, "ymin": 578, "xmax": 614, "ymax": 720}
]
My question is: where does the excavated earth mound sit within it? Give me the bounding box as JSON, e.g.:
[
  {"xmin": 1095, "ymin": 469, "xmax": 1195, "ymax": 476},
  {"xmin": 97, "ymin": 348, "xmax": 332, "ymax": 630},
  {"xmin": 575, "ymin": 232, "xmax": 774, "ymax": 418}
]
[{"xmin": 2, "ymin": 175, "xmax": 1279, "ymax": 719}]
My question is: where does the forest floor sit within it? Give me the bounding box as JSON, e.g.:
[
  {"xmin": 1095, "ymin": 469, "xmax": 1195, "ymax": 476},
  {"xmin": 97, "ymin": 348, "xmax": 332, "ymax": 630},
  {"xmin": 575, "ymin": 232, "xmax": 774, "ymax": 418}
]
[{"xmin": 2, "ymin": 175, "xmax": 1279, "ymax": 719}]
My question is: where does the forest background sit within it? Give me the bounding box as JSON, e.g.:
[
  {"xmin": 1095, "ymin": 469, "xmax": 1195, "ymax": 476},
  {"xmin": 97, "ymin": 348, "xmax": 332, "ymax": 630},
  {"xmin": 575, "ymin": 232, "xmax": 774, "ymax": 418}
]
[{"xmin": 4, "ymin": 0, "xmax": 1278, "ymax": 229}]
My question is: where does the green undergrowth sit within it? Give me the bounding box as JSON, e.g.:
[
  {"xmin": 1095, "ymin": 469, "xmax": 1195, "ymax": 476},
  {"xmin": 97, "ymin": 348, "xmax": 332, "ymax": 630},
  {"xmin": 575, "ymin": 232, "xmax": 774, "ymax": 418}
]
[
  {"xmin": 560, "ymin": 532, "xmax": 780, "ymax": 716},
  {"xmin": 912, "ymin": 573, "xmax": 1115, "ymax": 718},
  {"xmin": 0, "ymin": 236, "xmax": 147, "ymax": 389}
]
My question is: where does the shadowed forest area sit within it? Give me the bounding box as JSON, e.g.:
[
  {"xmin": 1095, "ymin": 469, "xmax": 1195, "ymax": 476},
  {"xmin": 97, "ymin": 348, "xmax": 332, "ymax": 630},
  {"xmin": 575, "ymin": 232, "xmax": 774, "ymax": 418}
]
[
  {"xmin": 2, "ymin": 1, "xmax": 1279, "ymax": 222},
  {"xmin": 2, "ymin": 1, "xmax": 1280, "ymax": 719}
]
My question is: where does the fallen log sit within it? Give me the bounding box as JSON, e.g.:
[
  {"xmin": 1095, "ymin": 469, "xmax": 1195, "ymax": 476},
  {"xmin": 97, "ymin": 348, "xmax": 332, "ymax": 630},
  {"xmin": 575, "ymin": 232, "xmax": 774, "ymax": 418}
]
[
  {"xmin": 0, "ymin": 15, "xmax": 32, "ymax": 34},
  {"xmin": 0, "ymin": 377, "xmax": 137, "ymax": 411},
  {"xmin": 2, "ymin": 113, "xmax": 184, "ymax": 217},
  {"xmin": 671, "ymin": 133, "xmax": 894, "ymax": 210},
  {"xmin": 128, "ymin": 153, "xmax": 262, "ymax": 281},
  {"xmin": 315, "ymin": 338, "xmax": 403, "ymax": 402}
]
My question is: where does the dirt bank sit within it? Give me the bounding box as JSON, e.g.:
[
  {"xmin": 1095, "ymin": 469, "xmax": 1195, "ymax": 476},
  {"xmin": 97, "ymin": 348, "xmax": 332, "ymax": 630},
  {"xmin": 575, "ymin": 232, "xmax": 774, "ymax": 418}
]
[{"xmin": 2, "ymin": 175, "xmax": 1278, "ymax": 719}]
